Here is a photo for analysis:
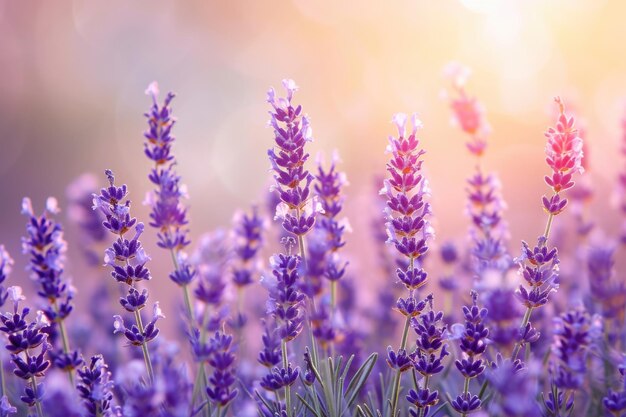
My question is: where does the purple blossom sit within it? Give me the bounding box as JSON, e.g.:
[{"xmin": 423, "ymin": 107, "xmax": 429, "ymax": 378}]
[
  {"xmin": 268, "ymin": 79, "xmax": 321, "ymax": 238},
  {"xmin": 93, "ymin": 170, "xmax": 161, "ymax": 383},
  {"xmin": 76, "ymin": 355, "xmax": 114, "ymax": 417},
  {"xmin": 143, "ymin": 82, "xmax": 192, "ymax": 255},
  {"xmin": 21, "ymin": 197, "xmax": 82, "ymax": 378}
]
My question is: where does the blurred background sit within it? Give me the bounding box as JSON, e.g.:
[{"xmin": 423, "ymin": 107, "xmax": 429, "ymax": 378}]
[{"xmin": 1, "ymin": 0, "xmax": 625, "ymax": 336}]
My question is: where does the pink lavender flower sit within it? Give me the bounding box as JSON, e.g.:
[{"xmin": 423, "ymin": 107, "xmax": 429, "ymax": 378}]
[
  {"xmin": 268, "ymin": 79, "xmax": 321, "ymax": 240},
  {"xmin": 444, "ymin": 62, "xmax": 489, "ymax": 156},
  {"xmin": 542, "ymin": 97, "xmax": 584, "ymax": 216}
]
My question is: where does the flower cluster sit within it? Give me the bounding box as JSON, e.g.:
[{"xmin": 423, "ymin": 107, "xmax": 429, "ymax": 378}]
[
  {"xmin": 0, "ymin": 287, "xmax": 50, "ymax": 414},
  {"xmin": 451, "ymin": 291, "xmax": 489, "ymax": 415},
  {"xmin": 143, "ymin": 82, "xmax": 191, "ymax": 253},
  {"xmin": 542, "ymin": 97, "xmax": 584, "ymax": 216},
  {"xmin": 268, "ymin": 79, "xmax": 320, "ymax": 238},
  {"xmin": 551, "ymin": 308, "xmax": 598, "ymax": 390},
  {"xmin": 76, "ymin": 355, "xmax": 114, "ymax": 417},
  {"xmin": 406, "ymin": 296, "xmax": 448, "ymax": 417},
  {"xmin": 444, "ymin": 62, "xmax": 489, "ymax": 156},
  {"xmin": 93, "ymin": 170, "xmax": 163, "ymax": 382},
  {"xmin": 21, "ymin": 197, "xmax": 82, "ymax": 377},
  {"xmin": 205, "ymin": 331, "xmax": 238, "ymax": 407}
]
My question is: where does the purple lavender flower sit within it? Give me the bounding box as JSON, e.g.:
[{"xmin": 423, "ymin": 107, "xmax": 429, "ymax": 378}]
[
  {"xmin": 550, "ymin": 308, "xmax": 599, "ymax": 391},
  {"xmin": 381, "ymin": 113, "xmax": 434, "ymax": 417},
  {"xmin": 205, "ymin": 330, "xmax": 238, "ymax": 408},
  {"xmin": 451, "ymin": 291, "xmax": 488, "ymax": 415},
  {"xmin": 232, "ymin": 207, "xmax": 265, "ymax": 289},
  {"xmin": 76, "ymin": 355, "xmax": 114, "ymax": 417},
  {"xmin": 21, "ymin": 197, "xmax": 82, "ymax": 383},
  {"xmin": 1, "ymin": 287, "xmax": 50, "ymax": 416},
  {"xmin": 267, "ymin": 79, "xmax": 321, "ymax": 248},
  {"xmin": 93, "ymin": 170, "xmax": 162, "ymax": 383},
  {"xmin": 143, "ymin": 82, "xmax": 191, "ymax": 253},
  {"xmin": 605, "ymin": 365, "xmax": 626, "ymax": 417},
  {"xmin": 486, "ymin": 357, "xmax": 540, "ymax": 417},
  {"xmin": 259, "ymin": 238, "xmax": 305, "ymax": 417},
  {"xmin": 587, "ymin": 246, "xmax": 626, "ymax": 323},
  {"xmin": 406, "ymin": 296, "xmax": 448, "ymax": 417}
]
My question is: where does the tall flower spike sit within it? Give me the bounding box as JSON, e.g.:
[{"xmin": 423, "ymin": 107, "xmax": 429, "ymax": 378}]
[
  {"xmin": 381, "ymin": 113, "xmax": 434, "ymax": 417},
  {"xmin": 0, "ymin": 287, "xmax": 50, "ymax": 416},
  {"xmin": 542, "ymin": 97, "xmax": 584, "ymax": 216},
  {"xmin": 143, "ymin": 82, "xmax": 191, "ymax": 253},
  {"xmin": 260, "ymin": 238, "xmax": 305, "ymax": 417},
  {"xmin": 76, "ymin": 355, "xmax": 115, "ymax": 417},
  {"xmin": 510, "ymin": 98, "xmax": 583, "ymax": 362},
  {"xmin": 550, "ymin": 308, "xmax": 599, "ymax": 392},
  {"xmin": 268, "ymin": 79, "xmax": 321, "ymax": 242},
  {"xmin": 21, "ymin": 197, "xmax": 82, "ymax": 382},
  {"xmin": 93, "ymin": 170, "xmax": 161, "ymax": 383},
  {"xmin": 451, "ymin": 291, "xmax": 489, "ymax": 416},
  {"xmin": 444, "ymin": 62, "xmax": 489, "ymax": 156}
]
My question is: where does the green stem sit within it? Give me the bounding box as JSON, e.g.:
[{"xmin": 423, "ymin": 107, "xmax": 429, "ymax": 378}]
[
  {"xmin": 281, "ymin": 339, "xmax": 292, "ymax": 417},
  {"xmin": 0, "ymin": 353, "xmax": 5, "ymax": 399},
  {"xmin": 53, "ymin": 300, "xmax": 74, "ymax": 386},
  {"xmin": 390, "ymin": 316, "xmax": 412, "ymax": 417},
  {"xmin": 191, "ymin": 307, "xmax": 211, "ymax": 412},
  {"xmin": 133, "ymin": 309, "xmax": 155, "ymax": 383},
  {"xmin": 30, "ymin": 376, "xmax": 44, "ymax": 417},
  {"xmin": 461, "ymin": 377, "xmax": 470, "ymax": 417},
  {"xmin": 418, "ymin": 375, "xmax": 430, "ymax": 417},
  {"xmin": 511, "ymin": 306, "xmax": 533, "ymax": 361}
]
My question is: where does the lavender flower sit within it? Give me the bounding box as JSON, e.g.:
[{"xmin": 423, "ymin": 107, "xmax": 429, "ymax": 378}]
[
  {"xmin": 550, "ymin": 308, "xmax": 599, "ymax": 391},
  {"xmin": 205, "ymin": 330, "xmax": 238, "ymax": 408},
  {"xmin": 21, "ymin": 197, "xmax": 82, "ymax": 383},
  {"xmin": 511, "ymin": 98, "xmax": 583, "ymax": 362},
  {"xmin": 268, "ymin": 79, "xmax": 321, "ymax": 251},
  {"xmin": 143, "ymin": 82, "xmax": 191, "ymax": 253},
  {"xmin": 76, "ymin": 355, "xmax": 114, "ymax": 417},
  {"xmin": 451, "ymin": 291, "xmax": 488, "ymax": 416},
  {"xmin": 605, "ymin": 365, "xmax": 626, "ymax": 417},
  {"xmin": 406, "ymin": 296, "xmax": 448, "ymax": 417},
  {"xmin": 381, "ymin": 113, "xmax": 433, "ymax": 417},
  {"xmin": 93, "ymin": 170, "xmax": 162, "ymax": 383},
  {"xmin": 1, "ymin": 287, "xmax": 50, "ymax": 416},
  {"xmin": 259, "ymin": 238, "xmax": 305, "ymax": 417}
]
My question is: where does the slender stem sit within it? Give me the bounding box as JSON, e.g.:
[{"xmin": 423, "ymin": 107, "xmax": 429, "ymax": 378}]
[
  {"xmin": 53, "ymin": 300, "xmax": 74, "ymax": 386},
  {"xmin": 281, "ymin": 339, "xmax": 292, "ymax": 417},
  {"xmin": 461, "ymin": 377, "xmax": 470, "ymax": 417},
  {"xmin": 418, "ymin": 376, "xmax": 430, "ymax": 417},
  {"xmin": 30, "ymin": 376, "xmax": 44, "ymax": 417},
  {"xmin": 133, "ymin": 309, "xmax": 154, "ymax": 383},
  {"xmin": 543, "ymin": 212, "xmax": 555, "ymax": 243},
  {"xmin": 330, "ymin": 280, "xmax": 337, "ymax": 357},
  {"xmin": 511, "ymin": 306, "xmax": 533, "ymax": 361},
  {"xmin": 0, "ymin": 353, "xmax": 5, "ymax": 399},
  {"xmin": 191, "ymin": 306, "xmax": 211, "ymax": 413},
  {"xmin": 390, "ymin": 316, "xmax": 412, "ymax": 417}
]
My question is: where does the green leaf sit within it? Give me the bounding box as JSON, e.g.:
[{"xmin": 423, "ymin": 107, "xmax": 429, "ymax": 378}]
[{"xmin": 345, "ymin": 353, "xmax": 378, "ymax": 408}]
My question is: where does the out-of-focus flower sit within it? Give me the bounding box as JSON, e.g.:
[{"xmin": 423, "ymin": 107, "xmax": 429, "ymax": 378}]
[{"xmin": 76, "ymin": 355, "xmax": 115, "ymax": 417}]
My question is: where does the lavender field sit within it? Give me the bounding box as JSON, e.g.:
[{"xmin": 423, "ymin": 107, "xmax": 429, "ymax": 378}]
[{"xmin": 1, "ymin": 1, "xmax": 626, "ymax": 417}]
